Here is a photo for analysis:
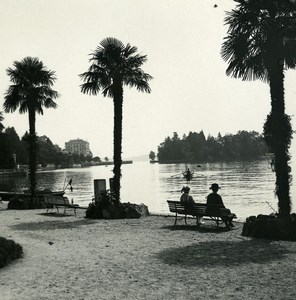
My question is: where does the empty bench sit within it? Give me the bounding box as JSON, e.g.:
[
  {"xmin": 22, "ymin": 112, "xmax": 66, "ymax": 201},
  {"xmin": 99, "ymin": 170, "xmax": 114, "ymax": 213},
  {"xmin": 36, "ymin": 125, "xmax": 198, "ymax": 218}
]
[
  {"xmin": 45, "ymin": 196, "xmax": 80, "ymax": 216},
  {"xmin": 167, "ymin": 200, "xmax": 236, "ymax": 228}
]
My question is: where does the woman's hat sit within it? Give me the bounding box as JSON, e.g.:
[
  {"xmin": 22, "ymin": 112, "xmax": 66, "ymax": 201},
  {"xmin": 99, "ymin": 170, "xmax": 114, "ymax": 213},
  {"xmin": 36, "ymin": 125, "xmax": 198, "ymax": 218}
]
[
  {"xmin": 181, "ymin": 185, "xmax": 190, "ymax": 192},
  {"xmin": 210, "ymin": 183, "xmax": 220, "ymax": 190}
]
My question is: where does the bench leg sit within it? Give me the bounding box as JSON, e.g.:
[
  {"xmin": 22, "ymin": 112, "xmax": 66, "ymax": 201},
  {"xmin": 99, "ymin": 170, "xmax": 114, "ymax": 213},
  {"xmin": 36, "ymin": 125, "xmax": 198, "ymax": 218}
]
[
  {"xmin": 174, "ymin": 212, "xmax": 178, "ymax": 226},
  {"xmin": 184, "ymin": 214, "xmax": 187, "ymax": 226},
  {"xmin": 216, "ymin": 218, "xmax": 219, "ymax": 228}
]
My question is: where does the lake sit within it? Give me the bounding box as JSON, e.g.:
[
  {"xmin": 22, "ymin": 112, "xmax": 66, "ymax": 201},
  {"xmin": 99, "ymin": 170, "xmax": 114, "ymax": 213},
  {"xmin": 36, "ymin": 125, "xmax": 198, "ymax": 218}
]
[{"xmin": 1, "ymin": 159, "xmax": 295, "ymax": 221}]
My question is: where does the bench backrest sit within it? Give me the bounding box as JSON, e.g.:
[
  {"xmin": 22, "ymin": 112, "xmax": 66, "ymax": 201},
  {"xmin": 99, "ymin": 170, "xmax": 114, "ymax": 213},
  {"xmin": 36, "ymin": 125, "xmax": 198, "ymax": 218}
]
[
  {"xmin": 167, "ymin": 200, "xmax": 207, "ymax": 215},
  {"xmin": 45, "ymin": 196, "xmax": 70, "ymax": 205},
  {"xmin": 167, "ymin": 200, "xmax": 234, "ymax": 217}
]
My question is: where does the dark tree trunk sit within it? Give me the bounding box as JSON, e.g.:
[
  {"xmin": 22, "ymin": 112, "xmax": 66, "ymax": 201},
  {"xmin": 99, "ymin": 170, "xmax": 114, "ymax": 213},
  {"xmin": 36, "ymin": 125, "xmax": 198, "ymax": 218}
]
[
  {"xmin": 112, "ymin": 81, "xmax": 123, "ymax": 204},
  {"xmin": 28, "ymin": 108, "xmax": 37, "ymax": 200},
  {"xmin": 267, "ymin": 63, "xmax": 291, "ymax": 217}
]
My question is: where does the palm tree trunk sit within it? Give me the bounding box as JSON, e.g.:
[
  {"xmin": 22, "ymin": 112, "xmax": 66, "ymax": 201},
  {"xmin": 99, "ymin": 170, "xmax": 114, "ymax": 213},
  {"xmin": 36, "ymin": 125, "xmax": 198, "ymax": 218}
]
[
  {"xmin": 268, "ymin": 64, "xmax": 291, "ymax": 217},
  {"xmin": 112, "ymin": 81, "xmax": 123, "ymax": 204},
  {"xmin": 28, "ymin": 108, "xmax": 37, "ymax": 201}
]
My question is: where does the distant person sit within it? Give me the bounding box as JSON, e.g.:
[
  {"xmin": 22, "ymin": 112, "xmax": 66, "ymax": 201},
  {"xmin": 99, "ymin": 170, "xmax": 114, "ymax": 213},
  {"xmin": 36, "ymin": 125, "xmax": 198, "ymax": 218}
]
[
  {"xmin": 206, "ymin": 183, "xmax": 234, "ymax": 228},
  {"xmin": 184, "ymin": 168, "xmax": 192, "ymax": 183},
  {"xmin": 180, "ymin": 186, "xmax": 202, "ymax": 225}
]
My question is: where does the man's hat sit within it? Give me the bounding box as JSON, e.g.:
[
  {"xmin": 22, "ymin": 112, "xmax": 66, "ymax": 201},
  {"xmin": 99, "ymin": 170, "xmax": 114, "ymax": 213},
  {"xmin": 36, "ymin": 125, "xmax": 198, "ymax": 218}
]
[{"xmin": 210, "ymin": 183, "xmax": 220, "ymax": 190}]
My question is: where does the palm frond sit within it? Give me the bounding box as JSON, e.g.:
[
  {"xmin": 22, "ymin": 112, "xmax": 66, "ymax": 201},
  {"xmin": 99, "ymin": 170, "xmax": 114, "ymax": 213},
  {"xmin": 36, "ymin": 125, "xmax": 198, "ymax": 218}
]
[
  {"xmin": 4, "ymin": 57, "xmax": 59, "ymax": 116},
  {"xmin": 80, "ymin": 37, "xmax": 152, "ymax": 99},
  {"xmin": 221, "ymin": 0, "xmax": 296, "ymax": 82}
]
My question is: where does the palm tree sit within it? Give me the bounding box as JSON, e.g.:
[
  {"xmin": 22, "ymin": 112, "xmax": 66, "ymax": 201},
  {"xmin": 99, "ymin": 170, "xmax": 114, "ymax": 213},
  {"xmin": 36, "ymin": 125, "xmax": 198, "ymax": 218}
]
[
  {"xmin": 221, "ymin": 0, "xmax": 296, "ymax": 217},
  {"xmin": 4, "ymin": 57, "xmax": 59, "ymax": 199},
  {"xmin": 80, "ymin": 37, "xmax": 152, "ymax": 204}
]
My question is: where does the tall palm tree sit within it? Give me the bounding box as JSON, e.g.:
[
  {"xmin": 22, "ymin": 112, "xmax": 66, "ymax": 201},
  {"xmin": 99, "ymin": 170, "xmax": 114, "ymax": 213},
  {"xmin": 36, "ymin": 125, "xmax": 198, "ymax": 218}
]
[
  {"xmin": 4, "ymin": 57, "xmax": 59, "ymax": 199},
  {"xmin": 80, "ymin": 37, "xmax": 152, "ymax": 204},
  {"xmin": 221, "ymin": 0, "xmax": 296, "ymax": 217}
]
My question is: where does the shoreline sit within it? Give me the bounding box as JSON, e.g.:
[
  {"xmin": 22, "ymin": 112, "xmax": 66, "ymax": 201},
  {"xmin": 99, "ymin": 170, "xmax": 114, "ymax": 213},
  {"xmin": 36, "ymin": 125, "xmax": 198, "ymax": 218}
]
[{"xmin": 0, "ymin": 206, "xmax": 296, "ymax": 299}]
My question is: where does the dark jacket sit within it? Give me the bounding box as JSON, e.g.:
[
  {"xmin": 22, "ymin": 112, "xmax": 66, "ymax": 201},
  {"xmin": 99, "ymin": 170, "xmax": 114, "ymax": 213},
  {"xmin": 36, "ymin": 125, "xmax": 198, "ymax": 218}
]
[{"xmin": 206, "ymin": 193, "xmax": 225, "ymax": 208}]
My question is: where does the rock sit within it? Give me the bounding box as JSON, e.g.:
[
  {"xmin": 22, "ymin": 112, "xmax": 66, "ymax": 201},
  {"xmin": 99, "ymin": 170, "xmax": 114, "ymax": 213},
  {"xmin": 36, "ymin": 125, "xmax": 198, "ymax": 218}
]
[
  {"xmin": 242, "ymin": 214, "xmax": 296, "ymax": 241},
  {"xmin": 123, "ymin": 203, "xmax": 150, "ymax": 218},
  {"xmin": 102, "ymin": 209, "xmax": 111, "ymax": 219}
]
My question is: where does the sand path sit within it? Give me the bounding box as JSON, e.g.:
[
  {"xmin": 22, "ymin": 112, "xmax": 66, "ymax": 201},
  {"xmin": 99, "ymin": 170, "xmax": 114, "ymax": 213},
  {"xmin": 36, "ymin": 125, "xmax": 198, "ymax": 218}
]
[{"xmin": 1, "ymin": 206, "xmax": 296, "ymax": 299}]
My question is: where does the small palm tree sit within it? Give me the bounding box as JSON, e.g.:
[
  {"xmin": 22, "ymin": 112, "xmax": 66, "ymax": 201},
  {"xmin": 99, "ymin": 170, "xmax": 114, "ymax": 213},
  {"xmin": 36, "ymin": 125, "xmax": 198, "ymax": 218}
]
[
  {"xmin": 80, "ymin": 37, "xmax": 152, "ymax": 203},
  {"xmin": 4, "ymin": 57, "xmax": 59, "ymax": 199},
  {"xmin": 221, "ymin": 0, "xmax": 296, "ymax": 217}
]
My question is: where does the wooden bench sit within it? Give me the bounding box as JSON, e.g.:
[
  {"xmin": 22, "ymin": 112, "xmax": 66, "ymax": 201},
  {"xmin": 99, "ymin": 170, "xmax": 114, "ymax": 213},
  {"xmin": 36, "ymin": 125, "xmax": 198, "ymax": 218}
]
[
  {"xmin": 44, "ymin": 196, "xmax": 81, "ymax": 216},
  {"xmin": 167, "ymin": 200, "xmax": 237, "ymax": 228}
]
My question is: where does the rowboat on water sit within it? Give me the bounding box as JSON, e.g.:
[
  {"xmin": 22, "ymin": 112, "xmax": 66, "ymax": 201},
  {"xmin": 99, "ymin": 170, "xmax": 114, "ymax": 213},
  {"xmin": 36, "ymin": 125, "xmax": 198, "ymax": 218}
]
[{"xmin": 183, "ymin": 170, "xmax": 194, "ymax": 181}]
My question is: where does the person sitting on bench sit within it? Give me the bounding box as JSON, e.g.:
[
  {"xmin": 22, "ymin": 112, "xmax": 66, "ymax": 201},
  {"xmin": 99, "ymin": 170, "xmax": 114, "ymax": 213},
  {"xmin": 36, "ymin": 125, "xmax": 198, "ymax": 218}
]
[
  {"xmin": 180, "ymin": 186, "xmax": 194, "ymax": 208},
  {"xmin": 206, "ymin": 183, "xmax": 234, "ymax": 228},
  {"xmin": 180, "ymin": 186, "xmax": 202, "ymax": 225}
]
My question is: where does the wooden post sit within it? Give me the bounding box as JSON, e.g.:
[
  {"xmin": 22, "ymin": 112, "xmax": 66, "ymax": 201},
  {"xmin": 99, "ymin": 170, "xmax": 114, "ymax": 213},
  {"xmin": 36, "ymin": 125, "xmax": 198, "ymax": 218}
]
[{"xmin": 94, "ymin": 179, "xmax": 106, "ymax": 200}]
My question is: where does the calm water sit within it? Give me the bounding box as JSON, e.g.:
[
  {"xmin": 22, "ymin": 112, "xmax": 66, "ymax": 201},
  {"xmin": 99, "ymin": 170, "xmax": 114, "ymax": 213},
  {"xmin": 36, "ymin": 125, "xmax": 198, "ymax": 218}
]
[{"xmin": 1, "ymin": 159, "xmax": 295, "ymax": 221}]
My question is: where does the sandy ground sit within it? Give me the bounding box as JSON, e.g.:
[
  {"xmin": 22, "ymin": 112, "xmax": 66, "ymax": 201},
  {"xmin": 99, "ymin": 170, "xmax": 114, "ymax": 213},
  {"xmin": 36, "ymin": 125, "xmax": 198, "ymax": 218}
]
[{"xmin": 1, "ymin": 203, "xmax": 296, "ymax": 300}]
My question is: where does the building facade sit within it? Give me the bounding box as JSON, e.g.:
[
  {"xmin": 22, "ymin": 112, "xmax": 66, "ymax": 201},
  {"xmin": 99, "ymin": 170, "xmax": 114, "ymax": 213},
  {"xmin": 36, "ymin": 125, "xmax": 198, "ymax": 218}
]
[{"xmin": 65, "ymin": 139, "xmax": 92, "ymax": 156}]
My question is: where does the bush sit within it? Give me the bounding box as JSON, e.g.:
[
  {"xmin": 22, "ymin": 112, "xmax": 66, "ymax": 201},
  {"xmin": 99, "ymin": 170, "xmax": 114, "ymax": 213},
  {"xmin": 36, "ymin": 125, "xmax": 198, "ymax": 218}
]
[
  {"xmin": 85, "ymin": 191, "xmax": 149, "ymax": 219},
  {"xmin": 86, "ymin": 192, "xmax": 126, "ymax": 219},
  {"xmin": 0, "ymin": 237, "xmax": 23, "ymax": 268}
]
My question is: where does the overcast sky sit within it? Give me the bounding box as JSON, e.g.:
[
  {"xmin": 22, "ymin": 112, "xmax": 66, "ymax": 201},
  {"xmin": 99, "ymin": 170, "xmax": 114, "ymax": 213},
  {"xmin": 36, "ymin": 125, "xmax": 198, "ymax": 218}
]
[{"xmin": 0, "ymin": 0, "xmax": 295, "ymax": 160}]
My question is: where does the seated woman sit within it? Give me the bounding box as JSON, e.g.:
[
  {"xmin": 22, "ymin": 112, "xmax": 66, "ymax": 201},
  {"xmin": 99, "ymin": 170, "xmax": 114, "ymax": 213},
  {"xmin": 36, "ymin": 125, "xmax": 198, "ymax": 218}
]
[
  {"xmin": 180, "ymin": 186, "xmax": 202, "ymax": 225},
  {"xmin": 180, "ymin": 185, "xmax": 194, "ymax": 209},
  {"xmin": 206, "ymin": 183, "xmax": 234, "ymax": 228}
]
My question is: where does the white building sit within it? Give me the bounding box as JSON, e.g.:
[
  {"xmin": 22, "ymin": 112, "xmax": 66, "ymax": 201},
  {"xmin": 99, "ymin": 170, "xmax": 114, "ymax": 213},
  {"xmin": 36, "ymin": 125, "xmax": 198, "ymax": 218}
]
[{"xmin": 65, "ymin": 139, "xmax": 92, "ymax": 156}]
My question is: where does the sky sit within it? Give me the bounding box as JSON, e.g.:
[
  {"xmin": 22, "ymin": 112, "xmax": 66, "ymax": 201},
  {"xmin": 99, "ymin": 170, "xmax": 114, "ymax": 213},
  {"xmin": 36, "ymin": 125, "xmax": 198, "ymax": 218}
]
[{"xmin": 0, "ymin": 0, "xmax": 295, "ymax": 161}]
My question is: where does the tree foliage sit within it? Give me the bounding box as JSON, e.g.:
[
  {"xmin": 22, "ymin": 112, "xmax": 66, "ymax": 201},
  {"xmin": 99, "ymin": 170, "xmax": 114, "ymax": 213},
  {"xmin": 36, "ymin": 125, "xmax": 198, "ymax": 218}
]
[
  {"xmin": 0, "ymin": 129, "xmax": 92, "ymax": 169},
  {"xmin": 157, "ymin": 130, "xmax": 268, "ymax": 163}
]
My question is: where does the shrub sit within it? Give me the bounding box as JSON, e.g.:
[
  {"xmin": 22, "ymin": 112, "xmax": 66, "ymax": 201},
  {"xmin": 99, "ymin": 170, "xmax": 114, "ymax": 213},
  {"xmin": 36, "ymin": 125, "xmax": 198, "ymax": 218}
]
[
  {"xmin": 0, "ymin": 237, "xmax": 23, "ymax": 268},
  {"xmin": 85, "ymin": 191, "xmax": 126, "ymax": 219},
  {"xmin": 85, "ymin": 191, "xmax": 149, "ymax": 219}
]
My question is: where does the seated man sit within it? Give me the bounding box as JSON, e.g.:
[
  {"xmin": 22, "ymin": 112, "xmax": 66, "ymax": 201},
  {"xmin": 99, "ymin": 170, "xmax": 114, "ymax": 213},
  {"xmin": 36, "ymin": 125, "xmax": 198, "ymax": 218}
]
[{"xmin": 206, "ymin": 183, "xmax": 234, "ymax": 228}]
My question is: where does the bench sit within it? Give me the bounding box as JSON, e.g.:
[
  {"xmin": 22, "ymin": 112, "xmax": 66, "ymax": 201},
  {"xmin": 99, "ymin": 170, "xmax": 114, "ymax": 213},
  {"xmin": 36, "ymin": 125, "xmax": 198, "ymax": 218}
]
[
  {"xmin": 44, "ymin": 196, "xmax": 81, "ymax": 216},
  {"xmin": 167, "ymin": 200, "xmax": 237, "ymax": 228}
]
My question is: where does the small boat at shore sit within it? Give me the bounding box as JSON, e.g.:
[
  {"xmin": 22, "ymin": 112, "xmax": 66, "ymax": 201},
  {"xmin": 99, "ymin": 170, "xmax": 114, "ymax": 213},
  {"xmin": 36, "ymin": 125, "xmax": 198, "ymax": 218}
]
[
  {"xmin": 149, "ymin": 160, "xmax": 159, "ymax": 164},
  {"xmin": 0, "ymin": 169, "xmax": 28, "ymax": 177},
  {"xmin": 0, "ymin": 189, "xmax": 65, "ymax": 201}
]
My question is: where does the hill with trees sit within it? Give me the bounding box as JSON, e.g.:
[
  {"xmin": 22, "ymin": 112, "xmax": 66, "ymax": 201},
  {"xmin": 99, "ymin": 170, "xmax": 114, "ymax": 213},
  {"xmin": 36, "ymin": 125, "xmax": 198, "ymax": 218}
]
[
  {"xmin": 0, "ymin": 127, "xmax": 92, "ymax": 169},
  {"xmin": 156, "ymin": 130, "xmax": 268, "ymax": 163}
]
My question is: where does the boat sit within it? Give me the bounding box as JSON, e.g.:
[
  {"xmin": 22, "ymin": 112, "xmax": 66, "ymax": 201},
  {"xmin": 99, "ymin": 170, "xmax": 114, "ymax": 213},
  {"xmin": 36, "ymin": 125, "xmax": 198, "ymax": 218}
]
[
  {"xmin": 149, "ymin": 160, "xmax": 159, "ymax": 164},
  {"xmin": 183, "ymin": 170, "xmax": 194, "ymax": 181},
  {"xmin": 0, "ymin": 169, "xmax": 28, "ymax": 177},
  {"xmin": 0, "ymin": 189, "xmax": 65, "ymax": 201}
]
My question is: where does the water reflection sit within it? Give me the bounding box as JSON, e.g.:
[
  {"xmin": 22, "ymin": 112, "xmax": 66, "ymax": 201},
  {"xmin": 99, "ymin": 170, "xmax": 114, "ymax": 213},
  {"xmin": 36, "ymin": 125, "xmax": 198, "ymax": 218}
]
[{"xmin": 0, "ymin": 159, "xmax": 290, "ymax": 221}]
